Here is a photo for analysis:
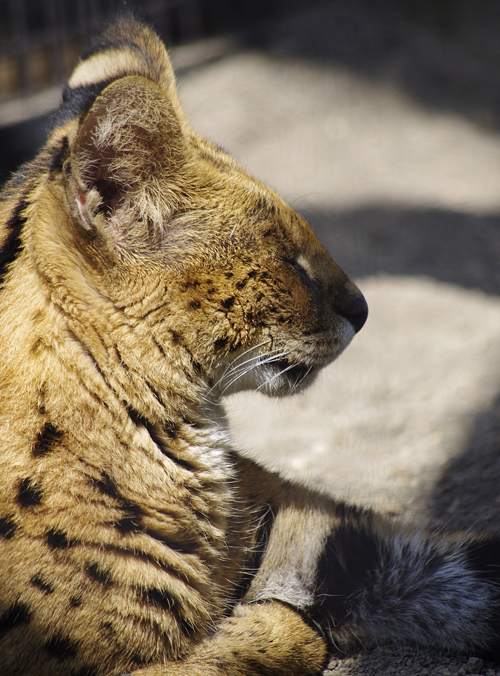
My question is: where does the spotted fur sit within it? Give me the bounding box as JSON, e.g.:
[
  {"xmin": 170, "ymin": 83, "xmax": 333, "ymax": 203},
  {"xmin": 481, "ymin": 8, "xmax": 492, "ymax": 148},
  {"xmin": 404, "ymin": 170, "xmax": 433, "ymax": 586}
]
[{"xmin": 0, "ymin": 16, "xmax": 499, "ymax": 676}]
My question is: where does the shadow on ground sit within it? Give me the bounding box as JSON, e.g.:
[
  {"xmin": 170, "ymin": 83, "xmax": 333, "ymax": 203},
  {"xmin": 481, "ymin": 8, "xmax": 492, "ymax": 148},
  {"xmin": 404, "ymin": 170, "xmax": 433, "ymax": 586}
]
[
  {"xmin": 259, "ymin": 0, "xmax": 500, "ymax": 131},
  {"xmin": 303, "ymin": 204, "xmax": 500, "ymax": 534},
  {"xmin": 427, "ymin": 393, "xmax": 500, "ymax": 531},
  {"xmin": 305, "ymin": 206, "xmax": 500, "ymax": 296}
]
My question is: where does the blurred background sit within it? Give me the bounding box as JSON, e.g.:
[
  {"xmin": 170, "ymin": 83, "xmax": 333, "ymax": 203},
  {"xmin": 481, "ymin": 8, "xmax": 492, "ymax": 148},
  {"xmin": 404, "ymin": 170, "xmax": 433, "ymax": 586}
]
[{"xmin": 3, "ymin": 2, "xmax": 500, "ymax": 673}]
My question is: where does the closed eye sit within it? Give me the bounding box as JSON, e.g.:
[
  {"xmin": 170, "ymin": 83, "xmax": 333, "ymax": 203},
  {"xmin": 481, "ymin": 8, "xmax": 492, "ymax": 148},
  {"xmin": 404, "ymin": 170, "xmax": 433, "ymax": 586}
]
[{"xmin": 285, "ymin": 258, "xmax": 319, "ymax": 295}]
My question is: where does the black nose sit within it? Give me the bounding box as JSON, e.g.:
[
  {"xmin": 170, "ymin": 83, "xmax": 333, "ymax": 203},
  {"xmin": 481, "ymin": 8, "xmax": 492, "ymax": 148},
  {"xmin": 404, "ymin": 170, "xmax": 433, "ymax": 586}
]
[{"xmin": 338, "ymin": 290, "xmax": 368, "ymax": 334}]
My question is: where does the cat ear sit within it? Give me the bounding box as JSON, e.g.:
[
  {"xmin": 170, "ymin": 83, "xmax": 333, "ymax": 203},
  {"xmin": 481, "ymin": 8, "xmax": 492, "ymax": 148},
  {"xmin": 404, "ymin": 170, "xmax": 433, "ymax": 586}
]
[{"xmin": 65, "ymin": 75, "xmax": 187, "ymax": 233}]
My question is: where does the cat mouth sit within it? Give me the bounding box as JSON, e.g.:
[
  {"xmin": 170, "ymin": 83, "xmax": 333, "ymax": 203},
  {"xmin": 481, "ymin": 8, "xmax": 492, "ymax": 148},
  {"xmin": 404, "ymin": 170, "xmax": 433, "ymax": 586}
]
[
  {"xmin": 275, "ymin": 360, "xmax": 314, "ymax": 385},
  {"xmin": 262, "ymin": 359, "xmax": 317, "ymax": 395}
]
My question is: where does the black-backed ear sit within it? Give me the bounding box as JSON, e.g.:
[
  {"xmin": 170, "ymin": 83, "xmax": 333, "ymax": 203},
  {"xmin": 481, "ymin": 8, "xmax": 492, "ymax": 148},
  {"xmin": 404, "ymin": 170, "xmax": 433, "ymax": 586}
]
[{"xmin": 65, "ymin": 75, "xmax": 187, "ymax": 234}]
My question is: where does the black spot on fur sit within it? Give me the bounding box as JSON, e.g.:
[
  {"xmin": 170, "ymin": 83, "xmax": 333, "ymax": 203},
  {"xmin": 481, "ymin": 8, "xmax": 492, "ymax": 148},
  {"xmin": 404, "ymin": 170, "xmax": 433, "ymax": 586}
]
[
  {"xmin": 171, "ymin": 330, "xmax": 182, "ymax": 344},
  {"xmin": 115, "ymin": 515, "xmax": 140, "ymax": 534},
  {"xmin": 0, "ymin": 516, "xmax": 17, "ymax": 539},
  {"xmin": 225, "ymin": 272, "xmax": 233, "ymax": 279},
  {"xmin": 100, "ymin": 620, "xmax": 116, "ymax": 636},
  {"xmin": 30, "ymin": 574, "xmax": 54, "ymax": 594},
  {"xmin": 115, "ymin": 501, "xmax": 143, "ymax": 535},
  {"xmin": 33, "ymin": 423, "xmax": 63, "ymax": 457},
  {"xmin": 165, "ymin": 422, "xmax": 178, "ymax": 440},
  {"xmin": 91, "ymin": 472, "xmax": 120, "ymax": 500},
  {"xmin": 214, "ymin": 337, "xmax": 228, "ymax": 351},
  {"xmin": 121, "ymin": 500, "xmax": 142, "ymax": 518},
  {"xmin": 17, "ymin": 477, "xmax": 43, "ymax": 507},
  {"xmin": 189, "ymin": 300, "xmax": 201, "ymax": 310},
  {"xmin": 46, "ymin": 529, "xmax": 74, "ymax": 550},
  {"xmin": 137, "ymin": 587, "xmax": 196, "ymax": 635},
  {"xmin": 0, "ymin": 602, "xmax": 31, "ymax": 637},
  {"xmin": 139, "ymin": 586, "xmax": 175, "ymax": 610},
  {"xmin": 236, "ymin": 278, "xmax": 248, "ymax": 290},
  {"xmin": 221, "ymin": 297, "xmax": 235, "ymax": 310},
  {"xmin": 45, "ymin": 635, "xmax": 78, "ymax": 660},
  {"xmin": 70, "ymin": 596, "xmax": 82, "ymax": 608},
  {"xmin": 86, "ymin": 562, "xmax": 113, "ymax": 586}
]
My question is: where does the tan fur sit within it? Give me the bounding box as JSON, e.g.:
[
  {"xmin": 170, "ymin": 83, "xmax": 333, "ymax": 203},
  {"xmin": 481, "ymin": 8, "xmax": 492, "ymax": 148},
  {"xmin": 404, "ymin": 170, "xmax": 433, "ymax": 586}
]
[{"xmin": 0, "ymin": 18, "xmax": 369, "ymax": 675}]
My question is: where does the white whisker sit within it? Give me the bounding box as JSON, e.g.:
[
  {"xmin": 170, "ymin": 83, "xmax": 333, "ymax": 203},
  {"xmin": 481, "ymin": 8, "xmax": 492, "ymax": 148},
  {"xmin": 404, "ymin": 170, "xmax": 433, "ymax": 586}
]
[
  {"xmin": 255, "ymin": 359, "xmax": 298, "ymax": 392},
  {"xmin": 211, "ymin": 341, "xmax": 270, "ymax": 390},
  {"xmin": 291, "ymin": 365, "xmax": 312, "ymax": 393},
  {"xmin": 219, "ymin": 351, "xmax": 287, "ymax": 395}
]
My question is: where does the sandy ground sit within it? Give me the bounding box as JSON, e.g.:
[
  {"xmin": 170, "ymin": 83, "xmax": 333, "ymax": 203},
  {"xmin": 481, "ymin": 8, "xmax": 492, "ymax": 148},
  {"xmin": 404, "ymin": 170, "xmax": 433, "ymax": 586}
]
[{"xmin": 175, "ymin": 2, "xmax": 500, "ymax": 674}]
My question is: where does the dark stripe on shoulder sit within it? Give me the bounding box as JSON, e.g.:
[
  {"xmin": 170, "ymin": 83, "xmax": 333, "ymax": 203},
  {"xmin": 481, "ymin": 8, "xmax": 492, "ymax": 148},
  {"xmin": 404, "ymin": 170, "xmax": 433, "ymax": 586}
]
[
  {"xmin": 0, "ymin": 516, "xmax": 17, "ymax": 539},
  {"xmin": 5, "ymin": 197, "xmax": 29, "ymax": 231},
  {"xmin": 136, "ymin": 585, "xmax": 196, "ymax": 635},
  {"xmin": 0, "ymin": 602, "xmax": 31, "ymax": 637},
  {"xmin": 0, "ymin": 197, "xmax": 28, "ymax": 289},
  {"xmin": 138, "ymin": 586, "xmax": 175, "ymax": 610},
  {"xmin": 90, "ymin": 471, "xmax": 120, "ymax": 500},
  {"xmin": 115, "ymin": 500, "xmax": 143, "ymax": 535},
  {"xmin": 86, "ymin": 562, "xmax": 113, "ymax": 586},
  {"xmin": 45, "ymin": 635, "xmax": 78, "ymax": 660},
  {"xmin": 46, "ymin": 529, "xmax": 75, "ymax": 550}
]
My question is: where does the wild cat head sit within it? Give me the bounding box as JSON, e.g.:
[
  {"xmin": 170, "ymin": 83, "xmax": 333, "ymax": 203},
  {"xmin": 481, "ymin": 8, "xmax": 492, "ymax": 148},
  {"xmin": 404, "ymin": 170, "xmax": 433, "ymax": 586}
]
[{"xmin": 26, "ymin": 17, "xmax": 367, "ymax": 404}]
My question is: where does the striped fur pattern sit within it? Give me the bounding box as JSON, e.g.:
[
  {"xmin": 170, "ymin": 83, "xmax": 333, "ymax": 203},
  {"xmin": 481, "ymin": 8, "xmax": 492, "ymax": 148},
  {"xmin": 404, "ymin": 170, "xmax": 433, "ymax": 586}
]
[{"xmin": 0, "ymin": 16, "xmax": 499, "ymax": 676}]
